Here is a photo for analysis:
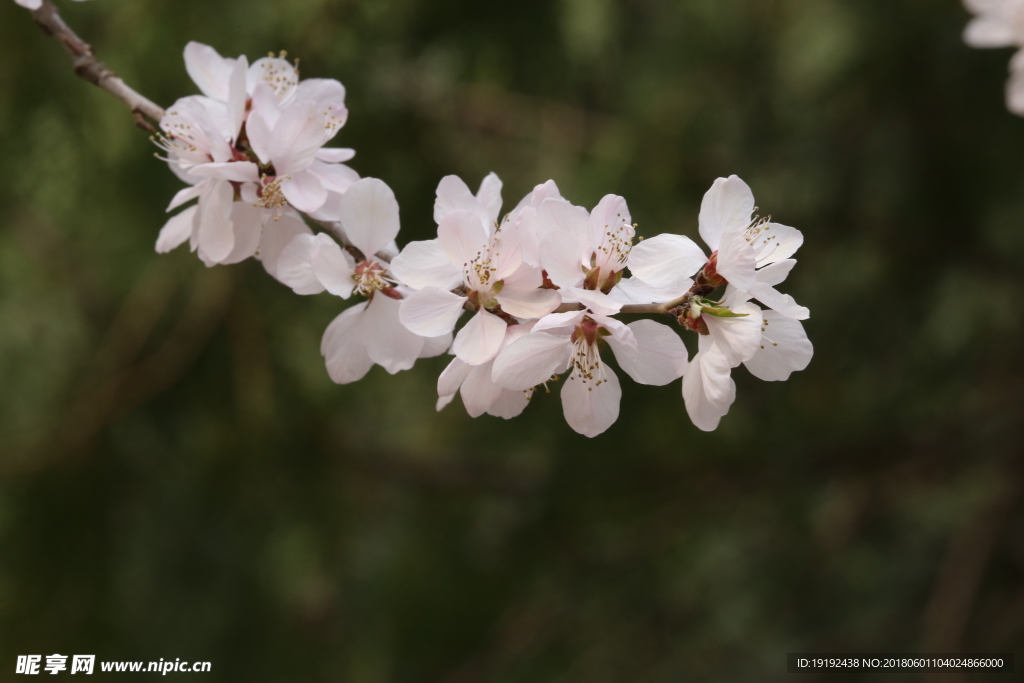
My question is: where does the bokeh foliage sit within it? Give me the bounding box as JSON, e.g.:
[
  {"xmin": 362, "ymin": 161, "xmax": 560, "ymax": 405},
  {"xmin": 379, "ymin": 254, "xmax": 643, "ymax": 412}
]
[{"xmin": 1, "ymin": 0, "xmax": 1022, "ymax": 680}]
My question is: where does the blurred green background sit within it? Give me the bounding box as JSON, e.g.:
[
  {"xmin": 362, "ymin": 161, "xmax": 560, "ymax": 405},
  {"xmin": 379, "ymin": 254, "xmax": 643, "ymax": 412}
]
[{"xmin": 1, "ymin": 0, "xmax": 1022, "ymax": 680}]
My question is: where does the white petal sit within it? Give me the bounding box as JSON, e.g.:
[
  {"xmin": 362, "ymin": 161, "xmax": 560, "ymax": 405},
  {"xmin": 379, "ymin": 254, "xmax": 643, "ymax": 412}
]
[
  {"xmin": 588, "ymin": 194, "xmax": 631, "ymax": 246},
  {"xmin": 196, "ymin": 180, "xmax": 235, "ymax": 263},
  {"xmin": 628, "ymin": 233, "xmax": 707, "ymax": 289},
  {"xmin": 167, "ymin": 184, "xmax": 202, "ymax": 212},
  {"xmin": 317, "ymin": 148, "xmax": 357, "ymax": 163},
  {"xmin": 609, "ymin": 277, "xmax": 691, "ymax": 306},
  {"xmin": 361, "ymin": 295, "xmax": 425, "ymax": 374},
  {"xmin": 187, "ymin": 161, "xmax": 261, "ymax": 183},
  {"xmin": 743, "ymin": 312, "xmax": 813, "ymax": 381},
  {"xmin": 755, "ymin": 258, "xmax": 796, "ymax": 287},
  {"xmin": 257, "ymin": 210, "xmax": 312, "ymax": 280},
  {"xmin": 452, "ymin": 309, "xmax": 507, "ymax": 365},
  {"xmin": 704, "ymin": 301, "xmax": 762, "ymax": 366},
  {"xmin": 246, "ymin": 56, "xmax": 299, "ymax": 101},
  {"xmin": 486, "ymin": 389, "xmax": 531, "ymax": 420},
  {"xmin": 277, "ymin": 233, "xmax": 328, "ymax": 295},
  {"xmin": 390, "ymin": 240, "xmax": 462, "ymax": 290},
  {"xmin": 682, "ymin": 344, "xmax": 736, "ymax": 432},
  {"xmin": 434, "ymin": 175, "xmax": 478, "ymax": 224},
  {"xmin": 477, "ymin": 172, "xmax": 504, "ymax": 225},
  {"xmin": 491, "ymin": 332, "xmax": 572, "ymax": 390},
  {"xmin": 752, "ymin": 223, "xmax": 803, "ymax": 267},
  {"xmin": 311, "ymin": 237, "xmax": 358, "ymax": 298},
  {"xmin": 227, "ymin": 56, "xmax": 248, "ymax": 140},
  {"xmin": 268, "ymin": 100, "xmax": 330, "ymax": 174},
  {"xmin": 573, "ymin": 288, "xmax": 622, "ymax": 316},
  {"xmin": 184, "ymin": 42, "xmax": 234, "ymax": 101},
  {"xmin": 538, "ymin": 198, "xmax": 591, "ymax": 255},
  {"xmin": 1007, "ymin": 61, "xmax": 1024, "ymax": 116},
  {"xmin": 307, "ymin": 160, "xmax": 360, "ymax": 195},
  {"xmin": 460, "ymin": 362, "xmax": 504, "ymax": 417},
  {"xmin": 495, "ymin": 286, "xmax": 561, "ymax": 319},
  {"xmin": 437, "ymin": 210, "xmax": 489, "ymax": 270},
  {"xmin": 156, "ymin": 205, "xmax": 197, "ymax": 254},
  {"xmin": 419, "ymin": 332, "xmax": 453, "ymax": 358},
  {"xmin": 747, "ymin": 282, "xmax": 809, "ymax": 320},
  {"xmin": 399, "ymin": 287, "xmax": 467, "ymax": 337},
  {"xmin": 217, "ymin": 201, "xmax": 263, "ymax": 265},
  {"xmin": 561, "ymin": 365, "xmax": 621, "ymax": 438},
  {"xmin": 533, "ymin": 310, "xmax": 586, "ymax": 333},
  {"xmin": 321, "ymin": 303, "xmax": 374, "ymax": 384},
  {"xmin": 715, "ymin": 227, "xmax": 757, "ymax": 292},
  {"xmin": 964, "ymin": 16, "xmax": 1017, "ymax": 48},
  {"xmin": 698, "ymin": 175, "xmax": 754, "ymax": 251},
  {"xmin": 539, "ymin": 231, "xmax": 586, "ymax": 290},
  {"xmin": 281, "ymin": 171, "xmax": 328, "ymax": 214},
  {"xmin": 438, "ymin": 357, "xmax": 473, "ymax": 397},
  {"xmin": 606, "ymin": 319, "xmax": 689, "ymax": 386},
  {"xmin": 338, "ymin": 177, "xmax": 401, "ymax": 259}
]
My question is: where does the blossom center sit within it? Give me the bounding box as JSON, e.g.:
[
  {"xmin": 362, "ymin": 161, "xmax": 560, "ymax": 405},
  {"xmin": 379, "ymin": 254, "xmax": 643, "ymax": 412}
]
[
  {"xmin": 569, "ymin": 320, "xmax": 608, "ymax": 390},
  {"xmin": 353, "ymin": 260, "xmax": 393, "ymax": 296},
  {"xmin": 255, "ymin": 174, "xmax": 289, "ymax": 212}
]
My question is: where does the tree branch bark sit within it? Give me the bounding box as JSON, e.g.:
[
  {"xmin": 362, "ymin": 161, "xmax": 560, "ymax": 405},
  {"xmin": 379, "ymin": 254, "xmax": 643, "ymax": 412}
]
[{"xmin": 28, "ymin": 0, "xmax": 165, "ymax": 132}]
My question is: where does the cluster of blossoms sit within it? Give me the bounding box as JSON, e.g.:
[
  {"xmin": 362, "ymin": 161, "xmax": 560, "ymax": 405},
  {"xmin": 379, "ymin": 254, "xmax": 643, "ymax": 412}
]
[
  {"xmin": 151, "ymin": 43, "xmax": 811, "ymax": 437},
  {"xmin": 963, "ymin": 0, "xmax": 1024, "ymax": 114}
]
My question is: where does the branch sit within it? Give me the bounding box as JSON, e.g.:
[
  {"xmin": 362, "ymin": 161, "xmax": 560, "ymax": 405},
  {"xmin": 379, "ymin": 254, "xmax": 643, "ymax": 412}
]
[{"xmin": 28, "ymin": 0, "xmax": 165, "ymax": 132}]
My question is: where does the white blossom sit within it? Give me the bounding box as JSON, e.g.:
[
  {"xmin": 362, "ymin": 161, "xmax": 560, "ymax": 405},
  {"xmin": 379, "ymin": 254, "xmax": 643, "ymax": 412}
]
[
  {"xmin": 275, "ymin": 178, "xmax": 450, "ymax": 380},
  {"xmin": 155, "ymin": 43, "xmax": 357, "ymax": 272},
  {"xmin": 492, "ymin": 311, "xmax": 687, "ymax": 437},
  {"xmin": 392, "ymin": 175, "xmax": 561, "ymax": 366}
]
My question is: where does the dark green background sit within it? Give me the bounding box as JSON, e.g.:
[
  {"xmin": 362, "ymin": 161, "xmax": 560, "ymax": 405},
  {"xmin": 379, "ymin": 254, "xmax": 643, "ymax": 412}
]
[{"xmin": 1, "ymin": 0, "xmax": 1021, "ymax": 680}]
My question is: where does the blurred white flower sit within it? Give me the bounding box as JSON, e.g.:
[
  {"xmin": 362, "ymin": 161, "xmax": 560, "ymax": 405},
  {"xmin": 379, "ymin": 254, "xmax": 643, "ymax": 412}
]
[{"xmin": 14, "ymin": 0, "xmax": 91, "ymax": 9}]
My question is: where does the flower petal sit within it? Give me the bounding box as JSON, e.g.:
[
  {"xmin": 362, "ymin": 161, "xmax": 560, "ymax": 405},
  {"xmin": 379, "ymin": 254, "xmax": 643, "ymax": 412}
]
[
  {"xmin": 495, "ymin": 286, "xmax": 561, "ymax": 319},
  {"xmin": 452, "ymin": 309, "xmax": 507, "ymax": 365},
  {"xmin": 156, "ymin": 205, "xmax": 197, "ymax": 254},
  {"xmin": 390, "ymin": 240, "xmax": 462, "ymax": 291},
  {"xmin": 438, "ymin": 357, "xmax": 473, "ymax": 398},
  {"xmin": 338, "ymin": 177, "xmax": 401, "ymax": 259},
  {"xmin": 317, "ymin": 148, "xmax": 357, "ymax": 163},
  {"xmin": 361, "ymin": 294, "xmax": 425, "ymax": 374},
  {"xmin": 321, "ymin": 303, "xmax": 374, "ymax": 384},
  {"xmin": 628, "ymin": 233, "xmax": 706, "ymax": 289},
  {"xmin": 437, "ymin": 209, "xmax": 489, "ymax": 270},
  {"xmin": 196, "ymin": 180, "xmax": 235, "ymax": 263},
  {"xmin": 743, "ymin": 312, "xmax": 813, "ymax": 381},
  {"xmin": 698, "ymin": 175, "xmax": 754, "ymax": 251},
  {"xmin": 460, "ymin": 362, "xmax": 505, "ymax": 417},
  {"xmin": 281, "ymin": 171, "xmax": 328, "ymax": 214},
  {"xmin": 561, "ymin": 364, "xmax": 621, "ymax": 438},
  {"xmin": 277, "ymin": 233, "xmax": 329, "ymax": 295},
  {"xmin": 257, "ymin": 210, "xmax": 312, "ymax": 280},
  {"xmin": 477, "ymin": 172, "xmax": 504, "ymax": 225},
  {"xmin": 184, "ymin": 42, "xmax": 234, "ymax": 101},
  {"xmin": 751, "ymin": 223, "xmax": 803, "ymax": 267},
  {"xmin": 491, "ymin": 332, "xmax": 572, "ymax": 390},
  {"xmin": 715, "ymin": 227, "xmax": 757, "ymax": 292},
  {"xmin": 704, "ymin": 301, "xmax": 762, "ymax": 366},
  {"xmin": 682, "ymin": 343, "xmax": 737, "ymax": 432},
  {"xmin": 606, "ymin": 319, "xmax": 689, "ymax": 386},
  {"xmin": 399, "ymin": 287, "xmax": 467, "ymax": 337},
  {"xmin": 310, "ymin": 237, "xmax": 357, "ymax": 298}
]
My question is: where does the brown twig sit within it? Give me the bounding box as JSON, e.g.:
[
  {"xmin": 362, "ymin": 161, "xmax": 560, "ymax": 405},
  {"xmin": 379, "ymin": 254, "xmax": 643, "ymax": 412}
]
[{"xmin": 27, "ymin": 0, "xmax": 165, "ymax": 132}]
